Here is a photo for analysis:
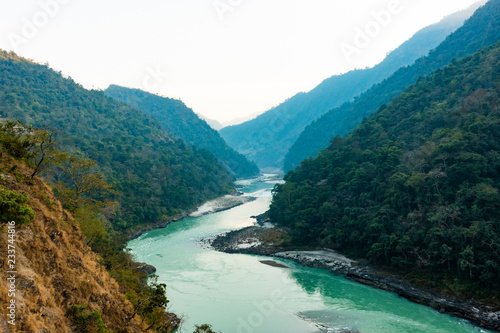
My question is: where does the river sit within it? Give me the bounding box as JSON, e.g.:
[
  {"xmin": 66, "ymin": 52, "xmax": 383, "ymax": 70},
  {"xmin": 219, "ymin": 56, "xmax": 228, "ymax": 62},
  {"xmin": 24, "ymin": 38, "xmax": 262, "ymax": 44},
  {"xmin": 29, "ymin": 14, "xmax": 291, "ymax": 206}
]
[{"xmin": 127, "ymin": 177, "xmax": 491, "ymax": 333}]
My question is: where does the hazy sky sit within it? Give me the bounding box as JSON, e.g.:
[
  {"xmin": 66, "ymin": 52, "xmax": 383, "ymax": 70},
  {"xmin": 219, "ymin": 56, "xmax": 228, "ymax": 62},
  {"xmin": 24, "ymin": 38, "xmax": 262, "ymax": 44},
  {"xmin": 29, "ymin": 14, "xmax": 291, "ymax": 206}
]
[{"xmin": 0, "ymin": 0, "xmax": 482, "ymax": 123}]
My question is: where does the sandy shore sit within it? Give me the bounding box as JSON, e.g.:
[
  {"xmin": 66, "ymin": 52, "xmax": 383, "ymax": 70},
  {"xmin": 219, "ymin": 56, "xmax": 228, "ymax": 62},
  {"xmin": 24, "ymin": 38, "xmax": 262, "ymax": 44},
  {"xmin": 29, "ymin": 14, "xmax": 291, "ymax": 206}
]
[
  {"xmin": 190, "ymin": 194, "xmax": 256, "ymax": 217},
  {"xmin": 127, "ymin": 194, "xmax": 256, "ymax": 240}
]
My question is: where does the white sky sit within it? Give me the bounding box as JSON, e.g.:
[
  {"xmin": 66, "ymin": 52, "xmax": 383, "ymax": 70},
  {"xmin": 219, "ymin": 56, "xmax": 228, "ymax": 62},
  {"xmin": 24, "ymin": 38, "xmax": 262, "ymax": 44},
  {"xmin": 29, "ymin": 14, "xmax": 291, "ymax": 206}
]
[{"xmin": 0, "ymin": 0, "xmax": 482, "ymax": 123}]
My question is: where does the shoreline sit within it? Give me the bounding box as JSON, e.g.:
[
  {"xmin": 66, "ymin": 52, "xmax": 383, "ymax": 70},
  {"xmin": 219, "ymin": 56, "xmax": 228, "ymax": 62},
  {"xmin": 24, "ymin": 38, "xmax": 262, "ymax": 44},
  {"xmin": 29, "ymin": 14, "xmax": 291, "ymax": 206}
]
[
  {"xmin": 122, "ymin": 192, "xmax": 257, "ymax": 331},
  {"xmin": 126, "ymin": 193, "xmax": 257, "ymax": 240},
  {"xmin": 211, "ymin": 226, "xmax": 500, "ymax": 332}
]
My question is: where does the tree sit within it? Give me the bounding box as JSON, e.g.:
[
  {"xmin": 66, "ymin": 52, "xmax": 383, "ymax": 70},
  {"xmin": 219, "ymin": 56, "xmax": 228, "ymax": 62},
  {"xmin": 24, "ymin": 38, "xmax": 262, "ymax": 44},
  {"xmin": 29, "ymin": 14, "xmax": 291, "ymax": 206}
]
[
  {"xmin": 193, "ymin": 324, "xmax": 218, "ymax": 333},
  {"xmin": 30, "ymin": 127, "xmax": 58, "ymax": 179},
  {"xmin": 55, "ymin": 152, "xmax": 116, "ymax": 211},
  {"xmin": 125, "ymin": 276, "xmax": 173, "ymax": 332},
  {"xmin": 0, "ymin": 120, "xmax": 34, "ymax": 159},
  {"xmin": 68, "ymin": 304, "xmax": 110, "ymax": 333},
  {"xmin": 0, "ymin": 120, "xmax": 59, "ymax": 180},
  {"xmin": 74, "ymin": 205, "xmax": 108, "ymax": 246},
  {"xmin": 459, "ymin": 245, "xmax": 475, "ymax": 280}
]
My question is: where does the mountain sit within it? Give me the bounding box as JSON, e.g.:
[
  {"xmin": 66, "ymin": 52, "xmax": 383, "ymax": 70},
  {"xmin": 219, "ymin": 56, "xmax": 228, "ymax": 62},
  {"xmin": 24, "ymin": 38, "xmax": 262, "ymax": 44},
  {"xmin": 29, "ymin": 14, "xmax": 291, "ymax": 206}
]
[
  {"xmin": 269, "ymin": 40, "xmax": 500, "ymax": 297},
  {"xmin": 198, "ymin": 114, "xmax": 224, "ymax": 131},
  {"xmin": 105, "ymin": 85, "xmax": 259, "ymax": 178},
  {"xmin": 284, "ymin": 0, "xmax": 499, "ymax": 171},
  {"xmin": 219, "ymin": 1, "xmax": 484, "ymax": 171},
  {"xmin": 220, "ymin": 110, "xmax": 265, "ymax": 127},
  {"xmin": 0, "ymin": 51, "xmax": 234, "ymax": 232}
]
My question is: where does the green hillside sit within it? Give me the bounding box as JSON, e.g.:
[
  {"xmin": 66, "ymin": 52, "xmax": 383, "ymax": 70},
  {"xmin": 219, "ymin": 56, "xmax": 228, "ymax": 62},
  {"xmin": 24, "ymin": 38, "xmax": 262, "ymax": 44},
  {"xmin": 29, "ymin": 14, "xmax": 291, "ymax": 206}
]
[
  {"xmin": 105, "ymin": 85, "xmax": 259, "ymax": 178},
  {"xmin": 0, "ymin": 51, "xmax": 234, "ymax": 231},
  {"xmin": 285, "ymin": 0, "xmax": 500, "ymax": 171},
  {"xmin": 269, "ymin": 42, "xmax": 500, "ymax": 294}
]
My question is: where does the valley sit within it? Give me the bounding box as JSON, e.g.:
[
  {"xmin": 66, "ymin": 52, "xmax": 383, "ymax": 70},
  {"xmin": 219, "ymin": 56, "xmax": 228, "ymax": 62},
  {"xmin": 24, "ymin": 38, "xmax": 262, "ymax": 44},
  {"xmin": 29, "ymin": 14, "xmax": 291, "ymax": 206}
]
[{"xmin": 1, "ymin": 1, "xmax": 500, "ymax": 332}]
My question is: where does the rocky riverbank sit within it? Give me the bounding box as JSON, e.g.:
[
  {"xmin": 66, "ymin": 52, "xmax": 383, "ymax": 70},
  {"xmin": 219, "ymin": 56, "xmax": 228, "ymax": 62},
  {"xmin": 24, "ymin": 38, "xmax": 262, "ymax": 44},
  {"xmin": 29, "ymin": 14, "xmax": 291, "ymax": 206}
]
[
  {"xmin": 126, "ymin": 211, "xmax": 191, "ymax": 240},
  {"xmin": 212, "ymin": 226, "xmax": 500, "ymax": 332}
]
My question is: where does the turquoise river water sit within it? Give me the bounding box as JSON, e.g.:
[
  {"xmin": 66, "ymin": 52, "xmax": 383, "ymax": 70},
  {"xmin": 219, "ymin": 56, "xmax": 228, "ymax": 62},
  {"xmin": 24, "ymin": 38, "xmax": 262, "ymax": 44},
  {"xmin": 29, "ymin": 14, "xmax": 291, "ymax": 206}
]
[{"xmin": 128, "ymin": 178, "xmax": 491, "ymax": 333}]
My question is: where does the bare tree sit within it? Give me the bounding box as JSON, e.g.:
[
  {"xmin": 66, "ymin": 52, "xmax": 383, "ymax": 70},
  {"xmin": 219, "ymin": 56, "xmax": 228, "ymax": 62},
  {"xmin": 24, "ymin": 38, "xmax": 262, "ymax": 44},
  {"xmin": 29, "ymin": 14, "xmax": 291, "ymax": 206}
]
[{"xmin": 30, "ymin": 128, "xmax": 57, "ymax": 179}]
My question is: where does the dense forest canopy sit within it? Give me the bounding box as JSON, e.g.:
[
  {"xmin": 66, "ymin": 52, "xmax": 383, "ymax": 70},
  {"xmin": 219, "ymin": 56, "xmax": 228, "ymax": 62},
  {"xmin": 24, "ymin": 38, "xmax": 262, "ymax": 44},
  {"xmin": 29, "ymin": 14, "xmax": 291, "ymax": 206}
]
[
  {"xmin": 105, "ymin": 85, "xmax": 259, "ymax": 179},
  {"xmin": 0, "ymin": 50, "xmax": 234, "ymax": 231},
  {"xmin": 284, "ymin": 0, "xmax": 500, "ymax": 171},
  {"xmin": 269, "ymin": 42, "xmax": 500, "ymax": 292}
]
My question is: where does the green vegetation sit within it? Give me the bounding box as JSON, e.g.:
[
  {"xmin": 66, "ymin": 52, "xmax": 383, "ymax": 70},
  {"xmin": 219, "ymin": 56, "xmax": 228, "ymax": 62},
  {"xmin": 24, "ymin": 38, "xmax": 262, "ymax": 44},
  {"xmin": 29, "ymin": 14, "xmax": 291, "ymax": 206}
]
[
  {"xmin": 0, "ymin": 120, "xmax": 39, "ymax": 225},
  {"xmin": 0, "ymin": 186, "xmax": 34, "ymax": 225},
  {"xmin": 0, "ymin": 120, "xmax": 34, "ymax": 160},
  {"xmin": 53, "ymin": 152, "xmax": 116, "ymax": 211},
  {"xmin": 87, "ymin": 228, "xmax": 178, "ymax": 332},
  {"xmin": 69, "ymin": 304, "xmax": 110, "ymax": 333},
  {"xmin": 269, "ymin": 42, "xmax": 500, "ymax": 297},
  {"xmin": 285, "ymin": 0, "xmax": 500, "ymax": 171},
  {"xmin": 70, "ymin": 199, "xmax": 178, "ymax": 331},
  {"xmin": 105, "ymin": 85, "xmax": 260, "ymax": 178},
  {"xmin": 123, "ymin": 277, "xmax": 174, "ymax": 332},
  {"xmin": 219, "ymin": 4, "xmax": 480, "ymax": 170},
  {"xmin": 193, "ymin": 324, "xmax": 219, "ymax": 333},
  {"xmin": 0, "ymin": 51, "xmax": 234, "ymax": 232}
]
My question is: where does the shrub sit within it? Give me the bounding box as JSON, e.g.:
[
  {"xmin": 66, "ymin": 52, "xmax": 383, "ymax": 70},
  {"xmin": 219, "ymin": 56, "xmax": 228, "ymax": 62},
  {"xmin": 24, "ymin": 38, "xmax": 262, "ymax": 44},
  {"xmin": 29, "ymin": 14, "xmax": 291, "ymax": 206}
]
[
  {"xmin": 68, "ymin": 304, "xmax": 110, "ymax": 333},
  {"xmin": 0, "ymin": 186, "xmax": 34, "ymax": 225}
]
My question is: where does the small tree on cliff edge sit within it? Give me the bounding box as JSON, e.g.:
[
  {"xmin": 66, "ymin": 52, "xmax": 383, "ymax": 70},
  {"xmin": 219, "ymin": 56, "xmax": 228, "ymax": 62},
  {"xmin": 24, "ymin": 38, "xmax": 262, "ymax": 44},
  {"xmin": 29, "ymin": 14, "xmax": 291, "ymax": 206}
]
[{"xmin": 54, "ymin": 152, "xmax": 116, "ymax": 211}]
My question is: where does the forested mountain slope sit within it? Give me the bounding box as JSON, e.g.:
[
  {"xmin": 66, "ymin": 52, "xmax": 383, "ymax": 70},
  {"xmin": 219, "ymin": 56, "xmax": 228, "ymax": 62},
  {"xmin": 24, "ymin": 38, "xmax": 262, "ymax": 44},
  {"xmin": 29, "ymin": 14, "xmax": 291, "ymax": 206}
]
[
  {"xmin": 269, "ymin": 41, "xmax": 500, "ymax": 294},
  {"xmin": 219, "ymin": 2, "xmax": 483, "ymax": 170},
  {"xmin": 105, "ymin": 85, "xmax": 259, "ymax": 178},
  {"xmin": 285, "ymin": 0, "xmax": 499, "ymax": 171},
  {"xmin": 0, "ymin": 51, "xmax": 233, "ymax": 231}
]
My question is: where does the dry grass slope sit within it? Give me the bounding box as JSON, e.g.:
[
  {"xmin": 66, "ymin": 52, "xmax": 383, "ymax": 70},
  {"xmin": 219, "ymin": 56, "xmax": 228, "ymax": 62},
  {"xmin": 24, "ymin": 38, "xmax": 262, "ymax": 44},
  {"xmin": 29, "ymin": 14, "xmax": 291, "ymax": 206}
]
[{"xmin": 0, "ymin": 155, "xmax": 148, "ymax": 332}]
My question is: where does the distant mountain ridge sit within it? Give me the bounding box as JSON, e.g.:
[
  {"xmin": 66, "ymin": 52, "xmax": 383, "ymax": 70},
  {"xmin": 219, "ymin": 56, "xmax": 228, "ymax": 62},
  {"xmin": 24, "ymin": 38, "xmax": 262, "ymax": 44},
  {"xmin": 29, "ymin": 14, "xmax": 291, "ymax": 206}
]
[
  {"xmin": 105, "ymin": 85, "xmax": 260, "ymax": 178},
  {"xmin": 198, "ymin": 114, "xmax": 224, "ymax": 130},
  {"xmin": 284, "ymin": 0, "xmax": 499, "ymax": 171},
  {"xmin": 219, "ymin": 1, "xmax": 484, "ymax": 171}
]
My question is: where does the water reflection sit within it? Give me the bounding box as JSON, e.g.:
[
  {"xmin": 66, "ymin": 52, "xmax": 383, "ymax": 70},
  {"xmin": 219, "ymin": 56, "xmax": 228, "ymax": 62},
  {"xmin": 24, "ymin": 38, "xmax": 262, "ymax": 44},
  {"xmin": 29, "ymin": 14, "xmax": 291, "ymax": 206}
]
[{"xmin": 286, "ymin": 264, "xmax": 488, "ymax": 333}]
